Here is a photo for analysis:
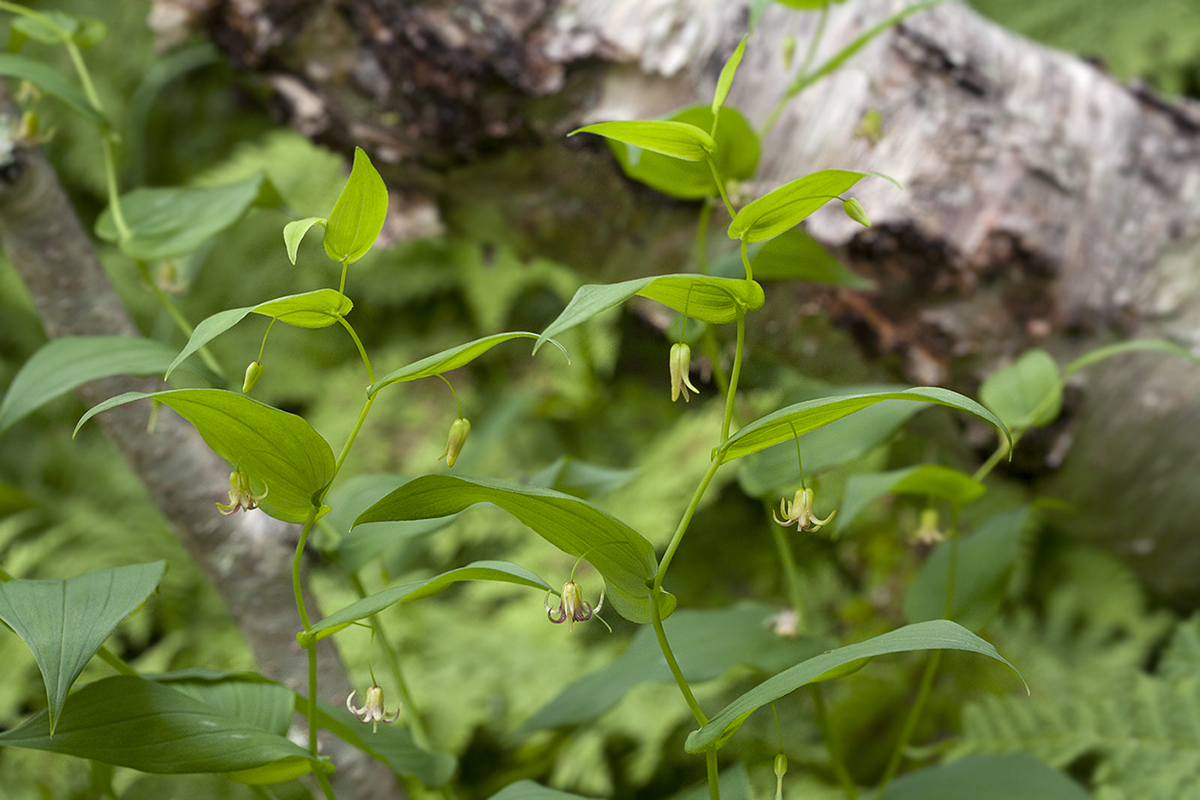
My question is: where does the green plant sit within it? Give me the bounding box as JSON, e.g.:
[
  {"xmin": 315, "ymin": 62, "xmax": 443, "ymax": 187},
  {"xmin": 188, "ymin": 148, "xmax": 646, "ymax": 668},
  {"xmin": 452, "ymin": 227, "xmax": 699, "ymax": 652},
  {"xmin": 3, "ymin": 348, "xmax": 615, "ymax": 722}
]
[{"xmin": 2, "ymin": 3, "xmax": 1200, "ymax": 800}]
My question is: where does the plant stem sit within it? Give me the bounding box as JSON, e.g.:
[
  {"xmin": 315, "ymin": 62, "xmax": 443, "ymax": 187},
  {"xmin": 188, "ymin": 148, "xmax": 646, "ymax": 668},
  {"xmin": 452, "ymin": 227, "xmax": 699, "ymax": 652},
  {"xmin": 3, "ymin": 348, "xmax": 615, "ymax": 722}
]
[
  {"xmin": 768, "ymin": 521, "xmax": 805, "ymax": 620},
  {"xmin": 707, "ymin": 158, "xmax": 736, "ymax": 219},
  {"xmin": 307, "ymin": 640, "xmax": 320, "ymax": 755},
  {"xmin": 971, "ymin": 435, "xmax": 1014, "ymax": 483},
  {"xmin": 650, "ymin": 586, "xmax": 707, "ymax": 726},
  {"xmin": 655, "ymin": 457, "xmax": 722, "ymax": 590},
  {"xmin": 133, "ymin": 260, "xmax": 226, "ymax": 378},
  {"xmin": 720, "ymin": 310, "xmax": 746, "ymax": 442},
  {"xmin": 314, "ymin": 770, "xmax": 338, "ymax": 800},
  {"xmin": 810, "ymin": 684, "xmax": 858, "ymax": 800},
  {"xmin": 332, "ymin": 395, "xmax": 377, "ymax": 481},
  {"xmin": 706, "ymin": 749, "xmax": 722, "ymax": 800},
  {"xmin": 338, "ymin": 317, "xmax": 376, "ymax": 384},
  {"xmin": 761, "ymin": 1, "xmax": 830, "ymax": 137}
]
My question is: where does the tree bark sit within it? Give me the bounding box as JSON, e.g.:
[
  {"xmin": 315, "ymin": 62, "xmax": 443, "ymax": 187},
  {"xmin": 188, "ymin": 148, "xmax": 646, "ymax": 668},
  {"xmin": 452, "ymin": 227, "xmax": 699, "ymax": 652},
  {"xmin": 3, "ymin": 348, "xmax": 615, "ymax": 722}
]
[
  {"xmin": 0, "ymin": 92, "xmax": 400, "ymax": 800},
  {"xmin": 178, "ymin": 0, "xmax": 1200, "ymax": 602}
]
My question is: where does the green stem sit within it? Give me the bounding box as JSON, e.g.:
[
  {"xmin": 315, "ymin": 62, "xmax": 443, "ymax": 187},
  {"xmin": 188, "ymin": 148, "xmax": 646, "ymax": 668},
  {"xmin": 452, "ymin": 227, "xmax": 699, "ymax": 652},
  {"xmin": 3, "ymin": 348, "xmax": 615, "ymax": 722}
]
[
  {"xmin": 292, "ymin": 508, "xmax": 320, "ymax": 632},
  {"xmin": 332, "ymin": 395, "xmax": 377, "ymax": 482},
  {"xmin": 769, "ymin": 521, "xmax": 805, "ymax": 620},
  {"xmin": 971, "ymin": 435, "xmax": 1015, "ymax": 483},
  {"xmin": 701, "ymin": 327, "xmax": 730, "ymax": 398},
  {"xmin": 740, "ymin": 239, "xmax": 753, "ymax": 282},
  {"xmin": 720, "ymin": 310, "xmax": 746, "ymax": 443},
  {"xmin": 307, "ymin": 640, "xmax": 320, "ymax": 756},
  {"xmin": 810, "ymin": 684, "xmax": 858, "ymax": 800},
  {"xmin": 437, "ymin": 373, "xmax": 463, "ymax": 419},
  {"xmin": 655, "ymin": 457, "xmax": 722, "ymax": 590},
  {"xmin": 706, "ymin": 749, "xmax": 722, "ymax": 800},
  {"xmin": 134, "ymin": 260, "xmax": 226, "ymax": 379},
  {"xmin": 337, "ymin": 317, "xmax": 376, "ymax": 384},
  {"xmin": 650, "ymin": 586, "xmax": 707, "ymax": 726},
  {"xmin": 314, "ymin": 770, "xmax": 337, "ymax": 800},
  {"xmin": 761, "ymin": 1, "xmax": 830, "ymax": 137},
  {"xmin": 873, "ymin": 650, "xmax": 942, "ymax": 798},
  {"xmin": 707, "ymin": 158, "xmax": 736, "ymax": 219},
  {"xmin": 338, "ymin": 260, "xmax": 349, "ymax": 295}
]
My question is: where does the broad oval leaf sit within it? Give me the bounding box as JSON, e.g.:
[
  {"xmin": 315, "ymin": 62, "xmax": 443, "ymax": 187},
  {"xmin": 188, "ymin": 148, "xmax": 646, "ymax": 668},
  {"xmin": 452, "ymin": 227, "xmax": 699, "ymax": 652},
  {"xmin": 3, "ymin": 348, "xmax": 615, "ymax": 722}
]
[
  {"xmin": 0, "ymin": 561, "xmax": 166, "ymax": 734},
  {"xmin": 609, "ymin": 106, "xmax": 759, "ymax": 200},
  {"xmin": 748, "ymin": 228, "xmax": 873, "ymax": 287},
  {"xmin": 298, "ymin": 560, "xmax": 552, "ymax": 646},
  {"xmin": 165, "ymin": 289, "xmax": 353, "ymax": 379},
  {"xmin": 323, "ymin": 146, "xmax": 388, "ymax": 264},
  {"xmin": 839, "ymin": 465, "xmax": 986, "ymax": 531},
  {"xmin": 881, "ymin": 753, "xmax": 1090, "ymax": 800},
  {"xmin": 353, "ymin": 474, "xmax": 672, "ymax": 624},
  {"xmin": 75, "ymin": 389, "xmax": 335, "ymax": 523},
  {"xmin": 570, "ymin": 120, "xmax": 715, "ymax": 161},
  {"xmin": 96, "ymin": 172, "xmax": 266, "ymax": 260},
  {"xmin": 712, "ymin": 35, "xmax": 748, "ymax": 114},
  {"xmin": 717, "ymin": 387, "xmax": 1011, "ymax": 464},
  {"xmin": 728, "ymin": 169, "xmax": 897, "ymax": 243},
  {"xmin": 283, "ymin": 216, "xmax": 326, "ymax": 264},
  {"xmin": 979, "ymin": 348, "xmax": 1062, "ymax": 432},
  {"xmin": 0, "ymin": 676, "xmax": 324, "ymax": 781},
  {"xmin": 369, "ymin": 332, "xmax": 568, "ymax": 397},
  {"xmin": 0, "ymin": 53, "xmax": 105, "ymax": 126},
  {"xmin": 535, "ymin": 275, "xmax": 764, "ymax": 353},
  {"xmin": 0, "ymin": 337, "xmax": 205, "ymax": 435},
  {"xmin": 684, "ymin": 619, "xmax": 1023, "ymax": 752}
]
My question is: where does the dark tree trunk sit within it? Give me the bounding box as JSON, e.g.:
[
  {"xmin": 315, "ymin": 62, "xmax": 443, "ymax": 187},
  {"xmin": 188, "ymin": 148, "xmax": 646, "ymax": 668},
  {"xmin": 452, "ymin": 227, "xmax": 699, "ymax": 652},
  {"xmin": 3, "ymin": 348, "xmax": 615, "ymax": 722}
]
[{"xmin": 173, "ymin": 0, "xmax": 1200, "ymax": 603}]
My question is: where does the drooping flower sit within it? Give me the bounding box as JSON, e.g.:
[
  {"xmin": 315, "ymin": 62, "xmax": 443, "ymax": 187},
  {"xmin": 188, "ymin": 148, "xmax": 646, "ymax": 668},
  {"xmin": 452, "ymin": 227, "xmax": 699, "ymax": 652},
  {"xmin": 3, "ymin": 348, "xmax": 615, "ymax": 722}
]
[
  {"xmin": 773, "ymin": 487, "xmax": 834, "ymax": 532},
  {"xmin": 216, "ymin": 470, "xmax": 267, "ymax": 515},
  {"xmin": 911, "ymin": 508, "xmax": 945, "ymax": 545},
  {"xmin": 438, "ymin": 417, "xmax": 471, "ymax": 468},
  {"xmin": 764, "ymin": 608, "xmax": 801, "ymax": 638},
  {"xmin": 242, "ymin": 361, "xmax": 264, "ymax": 394},
  {"xmin": 346, "ymin": 685, "xmax": 401, "ymax": 733},
  {"xmin": 545, "ymin": 580, "xmax": 604, "ymax": 632},
  {"xmin": 670, "ymin": 343, "xmax": 700, "ymax": 402}
]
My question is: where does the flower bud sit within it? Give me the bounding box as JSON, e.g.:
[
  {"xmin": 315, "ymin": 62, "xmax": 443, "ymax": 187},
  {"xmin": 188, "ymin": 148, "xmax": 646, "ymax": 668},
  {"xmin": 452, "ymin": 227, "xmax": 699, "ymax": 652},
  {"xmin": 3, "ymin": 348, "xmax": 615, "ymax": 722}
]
[
  {"xmin": 438, "ymin": 417, "xmax": 471, "ymax": 468},
  {"xmin": 242, "ymin": 361, "xmax": 264, "ymax": 394},
  {"xmin": 774, "ymin": 753, "xmax": 788, "ymax": 800},
  {"xmin": 842, "ymin": 197, "xmax": 870, "ymax": 228},
  {"xmin": 912, "ymin": 508, "xmax": 944, "ymax": 545},
  {"xmin": 781, "ymin": 35, "xmax": 797, "ymax": 70},
  {"xmin": 670, "ymin": 343, "xmax": 700, "ymax": 403}
]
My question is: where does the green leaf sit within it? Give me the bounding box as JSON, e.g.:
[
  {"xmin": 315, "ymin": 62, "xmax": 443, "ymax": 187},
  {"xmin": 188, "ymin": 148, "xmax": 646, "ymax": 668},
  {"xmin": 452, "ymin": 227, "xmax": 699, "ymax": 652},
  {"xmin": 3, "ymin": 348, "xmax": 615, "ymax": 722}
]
[
  {"xmin": 839, "ymin": 465, "xmax": 987, "ymax": 531},
  {"xmin": 570, "ymin": 120, "xmax": 716, "ymax": 161},
  {"xmin": 354, "ymin": 474, "xmax": 672, "ymax": 625},
  {"xmin": 0, "ymin": 53, "xmax": 104, "ymax": 126},
  {"xmin": 10, "ymin": 12, "xmax": 74, "ymax": 44},
  {"xmin": 95, "ymin": 173, "xmax": 266, "ymax": 260},
  {"xmin": 369, "ymin": 332, "xmax": 568, "ymax": 397},
  {"xmin": 75, "ymin": 389, "xmax": 335, "ymax": 524},
  {"xmin": 609, "ymin": 106, "xmax": 760, "ymax": 200},
  {"xmin": 489, "ymin": 781, "xmax": 599, "ymax": 800},
  {"xmin": 323, "ymin": 474, "xmax": 460, "ymax": 573},
  {"xmin": 718, "ymin": 387, "xmax": 1011, "ymax": 464},
  {"xmin": 979, "ymin": 348, "xmax": 1062, "ymax": 432},
  {"xmin": 748, "ymin": 228, "xmax": 874, "ymax": 287},
  {"xmin": 712, "ymin": 35, "xmax": 748, "ymax": 113},
  {"xmin": 283, "ymin": 217, "xmax": 326, "ymax": 264},
  {"xmin": 323, "ymin": 146, "xmax": 388, "ymax": 264},
  {"xmin": 729, "ymin": 169, "xmax": 897, "ymax": 243},
  {"xmin": 881, "ymin": 753, "xmax": 1090, "ymax": 800},
  {"xmin": 0, "ymin": 337, "xmax": 203, "ymax": 435},
  {"xmin": 535, "ymin": 275, "xmax": 764, "ymax": 353},
  {"xmin": 164, "ymin": 289, "xmax": 353, "ymax": 379},
  {"xmin": 154, "ymin": 675, "xmax": 294, "ymax": 737},
  {"xmin": 737, "ymin": 394, "xmax": 925, "ymax": 498},
  {"xmin": 1064, "ymin": 337, "xmax": 1200, "ymax": 377},
  {"xmin": 523, "ymin": 603, "xmax": 832, "ymax": 731},
  {"xmin": 0, "ymin": 561, "xmax": 165, "ymax": 735},
  {"xmin": 685, "ymin": 619, "xmax": 1023, "ymax": 752},
  {"xmin": 298, "ymin": 560, "xmax": 553, "ymax": 646},
  {"xmin": 0, "ymin": 676, "xmax": 324, "ymax": 782},
  {"xmin": 788, "ymin": 1, "xmax": 944, "ymax": 97},
  {"xmin": 904, "ymin": 507, "xmax": 1031, "ymax": 631}
]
